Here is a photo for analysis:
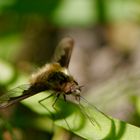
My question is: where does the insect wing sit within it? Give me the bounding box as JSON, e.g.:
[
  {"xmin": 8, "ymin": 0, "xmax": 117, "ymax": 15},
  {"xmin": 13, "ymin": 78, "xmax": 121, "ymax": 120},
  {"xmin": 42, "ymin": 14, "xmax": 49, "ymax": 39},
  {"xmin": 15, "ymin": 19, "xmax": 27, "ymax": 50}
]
[
  {"xmin": 0, "ymin": 84, "xmax": 30, "ymax": 108},
  {"xmin": 76, "ymin": 96, "xmax": 108, "ymax": 129},
  {"xmin": 52, "ymin": 37, "xmax": 74, "ymax": 68}
]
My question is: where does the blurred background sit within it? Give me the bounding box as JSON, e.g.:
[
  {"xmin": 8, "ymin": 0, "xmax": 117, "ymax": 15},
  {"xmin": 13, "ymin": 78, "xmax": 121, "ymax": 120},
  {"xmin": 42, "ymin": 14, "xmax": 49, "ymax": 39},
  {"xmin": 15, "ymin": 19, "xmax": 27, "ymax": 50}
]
[{"xmin": 0, "ymin": 0, "xmax": 140, "ymax": 139}]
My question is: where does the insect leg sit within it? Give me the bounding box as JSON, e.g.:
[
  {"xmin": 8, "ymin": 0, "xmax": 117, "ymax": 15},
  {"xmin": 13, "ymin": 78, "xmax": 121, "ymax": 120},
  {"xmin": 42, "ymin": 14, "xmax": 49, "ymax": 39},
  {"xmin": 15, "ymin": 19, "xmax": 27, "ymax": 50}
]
[
  {"xmin": 39, "ymin": 94, "xmax": 54, "ymax": 118},
  {"xmin": 52, "ymin": 94, "xmax": 71, "ymax": 130},
  {"xmin": 63, "ymin": 94, "xmax": 66, "ymax": 102},
  {"xmin": 39, "ymin": 93, "xmax": 71, "ymax": 130},
  {"xmin": 52, "ymin": 93, "xmax": 60, "ymax": 108}
]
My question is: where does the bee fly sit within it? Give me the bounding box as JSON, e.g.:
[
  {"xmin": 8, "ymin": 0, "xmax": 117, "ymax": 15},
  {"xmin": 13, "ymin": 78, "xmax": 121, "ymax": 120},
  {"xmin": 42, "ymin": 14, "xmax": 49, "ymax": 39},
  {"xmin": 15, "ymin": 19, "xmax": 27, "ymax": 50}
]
[{"xmin": 0, "ymin": 37, "xmax": 82, "ymax": 109}]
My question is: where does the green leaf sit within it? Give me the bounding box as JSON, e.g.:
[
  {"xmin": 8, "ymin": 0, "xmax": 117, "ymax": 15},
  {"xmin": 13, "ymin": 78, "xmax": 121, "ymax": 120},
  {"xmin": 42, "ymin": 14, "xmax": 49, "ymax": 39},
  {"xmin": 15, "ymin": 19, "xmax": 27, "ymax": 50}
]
[{"xmin": 22, "ymin": 92, "xmax": 140, "ymax": 140}]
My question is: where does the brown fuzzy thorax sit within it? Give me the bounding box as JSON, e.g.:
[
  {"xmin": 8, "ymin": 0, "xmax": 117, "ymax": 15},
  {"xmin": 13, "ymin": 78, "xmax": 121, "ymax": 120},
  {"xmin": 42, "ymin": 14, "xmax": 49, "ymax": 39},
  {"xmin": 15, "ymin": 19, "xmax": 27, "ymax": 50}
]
[
  {"xmin": 30, "ymin": 63, "xmax": 69, "ymax": 85},
  {"xmin": 29, "ymin": 62, "xmax": 78, "ymax": 94}
]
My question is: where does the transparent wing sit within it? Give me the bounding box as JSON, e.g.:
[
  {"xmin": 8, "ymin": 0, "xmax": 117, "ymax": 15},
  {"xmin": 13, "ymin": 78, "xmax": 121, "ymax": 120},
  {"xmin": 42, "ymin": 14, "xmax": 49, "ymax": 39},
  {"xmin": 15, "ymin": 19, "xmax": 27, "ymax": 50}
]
[
  {"xmin": 73, "ymin": 95, "xmax": 111, "ymax": 129},
  {"xmin": 52, "ymin": 37, "xmax": 74, "ymax": 68},
  {"xmin": 0, "ymin": 84, "xmax": 31, "ymax": 108}
]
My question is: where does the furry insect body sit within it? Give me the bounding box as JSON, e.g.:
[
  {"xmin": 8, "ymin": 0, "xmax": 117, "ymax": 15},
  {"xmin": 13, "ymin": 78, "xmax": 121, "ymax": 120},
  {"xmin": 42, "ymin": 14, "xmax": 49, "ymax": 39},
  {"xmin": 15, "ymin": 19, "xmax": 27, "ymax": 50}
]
[
  {"xmin": 29, "ymin": 62, "xmax": 80, "ymax": 95},
  {"xmin": 0, "ymin": 37, "xmax": 81, "ymax": 108}
]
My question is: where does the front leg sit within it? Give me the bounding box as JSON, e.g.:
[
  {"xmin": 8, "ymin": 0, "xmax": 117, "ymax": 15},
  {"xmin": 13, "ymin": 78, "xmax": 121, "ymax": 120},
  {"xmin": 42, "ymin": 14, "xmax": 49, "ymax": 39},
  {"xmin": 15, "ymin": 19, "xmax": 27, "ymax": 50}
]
[{"xmin": 38, "ymin": 94, "xmax": 54, "ymax": 117}]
